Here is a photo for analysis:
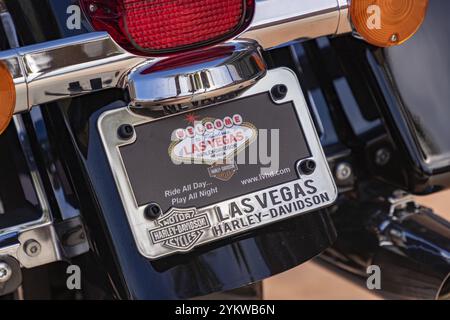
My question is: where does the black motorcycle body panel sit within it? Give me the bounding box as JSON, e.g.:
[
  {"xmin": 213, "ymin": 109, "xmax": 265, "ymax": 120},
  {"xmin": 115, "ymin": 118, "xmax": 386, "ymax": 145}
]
[{"xmin": 363, "ymin": 0, "xmax": 450, "ymax": 192}]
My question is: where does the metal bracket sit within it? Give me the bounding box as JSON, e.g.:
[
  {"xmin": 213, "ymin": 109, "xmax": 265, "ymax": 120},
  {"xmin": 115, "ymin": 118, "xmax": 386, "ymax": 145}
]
[
  {"xmin": 55, "ymin": 216, "xmax": 89, "ymax": 259},
  {"xmin": 377, "ymin": 190, "xmax": 421, "ymax": 247},
  {"xmin": 0, "ymin": 216, "xmax": 89, "ymax": 270},
  {"xmin": 387, "ymin": 190, "xmax": 419, "ymax": 220}
]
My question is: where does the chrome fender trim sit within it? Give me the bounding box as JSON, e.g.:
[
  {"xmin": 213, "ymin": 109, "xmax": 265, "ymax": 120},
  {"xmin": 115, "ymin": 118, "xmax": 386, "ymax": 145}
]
[
  {"xmin": 240, "ymin": 0, "xmax": 351, "ymax": 49},
  {"xmin": 0, "ymin": 0, "xmax": 351, "ymax": 114},
  {"xmin": 127, "ymin": 41, "xmax": 267, "ymax": 108},
  {"xmin": 0, "ymin": 32, "xmax": 150, "ymax": 113}
]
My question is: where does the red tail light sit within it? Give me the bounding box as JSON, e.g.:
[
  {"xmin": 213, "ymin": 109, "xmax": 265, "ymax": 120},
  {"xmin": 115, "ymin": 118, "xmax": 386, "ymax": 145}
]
[{"xmin": 80, "ymin": 0, "xmax": 255, "ymax": 55}]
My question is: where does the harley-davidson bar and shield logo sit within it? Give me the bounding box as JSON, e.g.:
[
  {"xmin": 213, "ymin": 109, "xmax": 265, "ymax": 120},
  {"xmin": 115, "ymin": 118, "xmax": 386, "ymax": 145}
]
[
  {"xmin": 168, "ymin": 113, "xmax": 258, "ymax": 181},
  {"xmin": 149, "ymin": 208, "xmax": 211, "ymax": 251}
]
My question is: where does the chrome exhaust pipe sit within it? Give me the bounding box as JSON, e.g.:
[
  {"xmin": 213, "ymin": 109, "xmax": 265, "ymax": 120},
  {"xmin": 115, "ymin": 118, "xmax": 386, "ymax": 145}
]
[{"xmin": 320, "ymin": 191, "xmax": 450, "ymax": 300}]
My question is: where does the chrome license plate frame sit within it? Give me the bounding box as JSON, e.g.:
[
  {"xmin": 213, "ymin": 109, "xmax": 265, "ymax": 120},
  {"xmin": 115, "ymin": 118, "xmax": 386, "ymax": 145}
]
[{"xmin": 98, "ymin": 68, "xmax": 337, "ymax": 260}]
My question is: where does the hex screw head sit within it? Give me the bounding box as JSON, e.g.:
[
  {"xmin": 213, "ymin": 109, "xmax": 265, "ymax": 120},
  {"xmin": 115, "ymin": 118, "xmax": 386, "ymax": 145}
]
[
  {"xmin": 0, "ymin": 262, "xmax": 12, "ymax": 283},
  {"xmin": 299, "ymin": 159, "xmax": 316, "ymax": 175},
  {"xmin": 24, "ymin": 240, "xmax": 41, "ymax": 257},
  {"xmin": 271, "ymin": 84, "xmax": 288, "ymax": 101},
  {"xmin": 375, "ymin": 148, "xmax": 391, "ymax": 166},
  {"xmin": 335, "ymin": 162, "xmax": 353, "ymax": 181},
  {"xmin": 144, "ymin": 203, "xmax": 162, "ymax": 220},
  {"xmin": 118, "ymin": 124, "xmax": 134, "ymax": 140},
  {"xmin": 390, "ymin": 33, "xmax": 399, "ymax": 43}
]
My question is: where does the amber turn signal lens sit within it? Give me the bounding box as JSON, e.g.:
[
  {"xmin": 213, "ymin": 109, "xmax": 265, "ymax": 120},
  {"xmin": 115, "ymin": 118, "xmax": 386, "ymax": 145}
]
[
  {"xmin": 350, "ymin": 0, "xmax": 429, "ymax": 47},
  {"xmin": 0, "ymin": 61, "xmax": 15, "ymax": 134}
]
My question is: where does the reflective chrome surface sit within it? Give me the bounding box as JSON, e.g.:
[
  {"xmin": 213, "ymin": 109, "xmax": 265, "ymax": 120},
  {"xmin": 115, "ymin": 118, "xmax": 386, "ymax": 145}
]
[
  {"xmin": 0, "ymin": 33, "xmax": 267, "ymax": 114},
  {"xmin": 98, "ymin": 68, "xmax": 338, "ymax": 259},
  {"xmin": 0, "ymin": 115, "xmax": 70, "ymax": 269},
  {"xmin": 0, "ymin": 7, "xmax": 27, "ymax": 113},
  {"xmin": 128, "ymin": 41, "xmax": 266, "ymax": 108},
  {"xmin": 337, "ymin": 0, "xmax": 352, "ymax": 35},
  {"xmin": 0, "ymin": 5, "xmax": 89, "ymax": 270},
  {"xmin": 0, "ymin": 0, "xmax": 347, "ymax": 269},
  {"xmin": 0, "ymin": 0, "xmax": 353, "ymax": 113},
  {"xmin": 0, "ymin": 32, "xmax": 149, "ymax": 113},
  {"xmin": 0, "ymin": 8, "xmax": 54, "ymax": 259},
  {"xmin": 240, "ymin": 0, "xmax": 351, "ymax": 49},
  {"xmin": 321, "ymin": 189, "xmax": 450, "ymax": 300}
]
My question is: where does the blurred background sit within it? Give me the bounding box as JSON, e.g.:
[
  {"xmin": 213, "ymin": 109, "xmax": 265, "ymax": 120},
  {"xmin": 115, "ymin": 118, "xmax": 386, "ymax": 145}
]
[{"xmin": 263, "ymin": 190, "xmax": 450, "ymax": 300}]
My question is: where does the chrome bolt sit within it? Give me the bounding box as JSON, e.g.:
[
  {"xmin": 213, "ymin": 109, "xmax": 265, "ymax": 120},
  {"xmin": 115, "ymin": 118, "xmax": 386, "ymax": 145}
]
[
  {"xmin": 335, "ymin": 162, "xmax": 352, "ymax": 181},
  {"xmin": 0, "ymin": 262, "xmax": 12, "ymax": 283},
  {"xmin": 89, "ymin": 4, "xmax": 98, "ymax": 12},
  {"xmin": 299, "ymin": 159, "xmax": 316, "ymax": 175},
  {"xmin": 392, "ymin": 190, "xmax": 409, "ymax": 200},
  {"xmin": 118, "ymin": 124, "xmax": 134, "ymax": 140},
  {"xmin": 271, "ymin": 84, "xmax": 288, "ymax": 101},
  {"xmin": 144, "ymin": 203, "xmax": 162, "ymax": 220},
  {"xmin": 375, "ymin": 148, "xmax": 391, "ymax": 166},
  {"xmin": 390, "ymin": 33, "xmax": 399, "ymax": 43},
  {"xmin": 24, "ymin": 240, "xmax": 41, "ymax": 257}
]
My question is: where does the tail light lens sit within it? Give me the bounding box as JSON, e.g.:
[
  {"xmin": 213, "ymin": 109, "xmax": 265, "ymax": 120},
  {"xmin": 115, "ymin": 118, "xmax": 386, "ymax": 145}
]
[{"xmin": 80, "ymin": 0, "xmax": 255, "ymax": 54}]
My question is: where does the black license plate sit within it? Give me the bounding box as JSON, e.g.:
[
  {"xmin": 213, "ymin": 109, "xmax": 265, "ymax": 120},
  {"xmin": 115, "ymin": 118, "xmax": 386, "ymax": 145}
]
[{"xmin": 120, "ymin": 92, "xmax": 311, "ymax": 212}]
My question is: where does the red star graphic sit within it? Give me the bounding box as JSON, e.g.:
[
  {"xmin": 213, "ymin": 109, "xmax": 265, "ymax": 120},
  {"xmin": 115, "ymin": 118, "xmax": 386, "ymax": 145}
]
[{"xmin": 184, "ymin": 113, "xmax": 199, "ymax": 124}]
